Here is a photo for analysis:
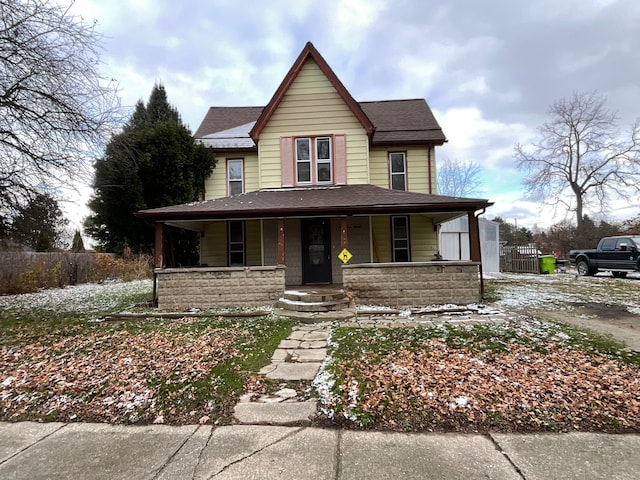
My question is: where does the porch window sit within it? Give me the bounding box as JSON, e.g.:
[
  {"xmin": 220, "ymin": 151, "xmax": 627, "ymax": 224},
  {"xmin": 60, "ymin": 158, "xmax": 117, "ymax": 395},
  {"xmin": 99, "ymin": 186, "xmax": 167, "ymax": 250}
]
[
  {"xmin": 228, "ymin": 220, "xmax": 245, "ymax": 266},
  {"xmin": 389, "ymin": 152, "xmax": 407, "ymax": 191},
  {"xmin": 391, "ymin": 216, "xmax": 411, "ymax": 262},
  {"xmin": 227, "ymin": 159, "xmax": 244, "ymax": 196},
  {"xmin": 296, "ymin": 137, "xmax": 332, "ymax": 184}
]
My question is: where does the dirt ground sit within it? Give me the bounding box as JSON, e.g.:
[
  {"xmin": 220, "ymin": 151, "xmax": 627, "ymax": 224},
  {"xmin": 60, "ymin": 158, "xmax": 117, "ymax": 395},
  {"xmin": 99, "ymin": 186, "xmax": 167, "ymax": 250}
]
[
  {"xmin": 533, "ymin": 304, "xmax": 640, "ymax": 351},
  {"xmin": 490, "ymin": 272, "xmax": 640, "ymax": 351}
]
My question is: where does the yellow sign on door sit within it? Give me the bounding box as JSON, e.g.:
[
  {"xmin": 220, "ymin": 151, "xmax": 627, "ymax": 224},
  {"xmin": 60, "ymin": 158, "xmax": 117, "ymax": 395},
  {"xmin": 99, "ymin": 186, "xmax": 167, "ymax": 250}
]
[{"xmin": 339, "ymin": 248, "xmax": 352, "ymax": 263}]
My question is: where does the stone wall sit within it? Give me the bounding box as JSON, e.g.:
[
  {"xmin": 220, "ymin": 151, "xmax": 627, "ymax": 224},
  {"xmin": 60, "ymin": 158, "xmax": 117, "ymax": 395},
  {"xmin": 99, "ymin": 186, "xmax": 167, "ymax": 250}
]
[
  {"xmin": 342, "ymin": 261, "xmax": 481, "ymax": 307},
  {"xmin": 155, "ymin": 266, "xmax": 286, "ymax": 309}
]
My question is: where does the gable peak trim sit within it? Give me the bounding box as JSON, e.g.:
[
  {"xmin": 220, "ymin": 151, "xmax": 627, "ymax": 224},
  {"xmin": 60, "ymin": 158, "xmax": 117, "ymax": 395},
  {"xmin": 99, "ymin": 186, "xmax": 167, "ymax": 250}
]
[{"xmin": 249, "ymin": 42, "xmax": 374, "ymax": 141}]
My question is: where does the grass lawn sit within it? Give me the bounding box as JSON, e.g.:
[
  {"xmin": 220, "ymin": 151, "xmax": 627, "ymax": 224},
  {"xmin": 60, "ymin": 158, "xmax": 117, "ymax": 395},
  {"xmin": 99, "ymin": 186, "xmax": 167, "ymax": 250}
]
[
  {"xmin": 3, "ymin": 274, "xmax": 640, "ymax": 432},
  {"xmin": 315, "ymin": 320, "xmax": 640, "ymax": 433},
  {"xmin": 0, "ymin": 280, "xmax": 291, "ymax": 425}
]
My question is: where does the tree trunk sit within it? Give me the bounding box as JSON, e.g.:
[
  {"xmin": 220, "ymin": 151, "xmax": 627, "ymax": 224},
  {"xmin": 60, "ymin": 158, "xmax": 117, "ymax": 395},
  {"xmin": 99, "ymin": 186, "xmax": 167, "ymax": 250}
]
[{"xmin": 571, "ymin": 182, "xmax": 584, "ymax": 231}]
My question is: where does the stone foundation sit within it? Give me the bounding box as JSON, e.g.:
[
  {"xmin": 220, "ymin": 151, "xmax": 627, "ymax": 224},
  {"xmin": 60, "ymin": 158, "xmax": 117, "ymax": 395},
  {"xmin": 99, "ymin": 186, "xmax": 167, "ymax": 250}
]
[
  {"xmin": 342, "ymin": 261, "xmax": 481, "ymax": 307},
  {"xmin": 155, "ymin": 266, "xmax": 286, "ymax": 309}
]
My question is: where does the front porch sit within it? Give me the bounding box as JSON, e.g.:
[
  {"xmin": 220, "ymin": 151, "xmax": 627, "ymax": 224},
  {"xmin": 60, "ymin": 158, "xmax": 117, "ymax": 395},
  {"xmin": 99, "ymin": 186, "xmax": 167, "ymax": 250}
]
[
  {"xmin": 153, "ymin": 260, "xmax": 482, "ymax": 310},
  {"xmin": 138, "ymin": 184, "xmax": 492, "ymax": 310}
]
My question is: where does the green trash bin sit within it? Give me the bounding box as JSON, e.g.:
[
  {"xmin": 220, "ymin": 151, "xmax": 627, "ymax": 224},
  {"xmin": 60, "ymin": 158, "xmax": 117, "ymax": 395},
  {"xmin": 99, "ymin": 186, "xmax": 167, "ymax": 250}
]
[{"xmin": 539, "ymin": 255, "xmax": 555, "ymax": 274}]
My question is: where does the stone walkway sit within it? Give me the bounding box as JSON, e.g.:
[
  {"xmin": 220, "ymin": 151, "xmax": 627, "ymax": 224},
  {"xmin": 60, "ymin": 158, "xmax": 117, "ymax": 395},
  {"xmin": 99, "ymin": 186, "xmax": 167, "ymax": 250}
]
[
  {"xmin": 233, "ymin": 309, "xmax": 515, "ymax": 426},
  {"xmin": 233, "ymin": 323, "xmax": 331, "ymax": 426}
]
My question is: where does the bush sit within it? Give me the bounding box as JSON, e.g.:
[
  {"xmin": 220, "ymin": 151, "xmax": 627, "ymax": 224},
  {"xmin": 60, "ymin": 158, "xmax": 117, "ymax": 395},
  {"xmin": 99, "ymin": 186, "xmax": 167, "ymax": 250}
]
[{"xmin": 0, "ymin": 252, "xmax": 152, "ymax": 295}]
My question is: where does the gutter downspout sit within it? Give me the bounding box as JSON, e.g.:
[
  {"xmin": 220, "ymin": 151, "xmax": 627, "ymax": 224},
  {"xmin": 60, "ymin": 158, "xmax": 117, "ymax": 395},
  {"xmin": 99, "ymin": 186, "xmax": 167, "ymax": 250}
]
[
  {"xmin": 427, "ymin": 147, "xmax": 433, "ymax": 194},
  {"xmin": 475, "ymin": 208, "xmax": 487, "ymax": 300}
]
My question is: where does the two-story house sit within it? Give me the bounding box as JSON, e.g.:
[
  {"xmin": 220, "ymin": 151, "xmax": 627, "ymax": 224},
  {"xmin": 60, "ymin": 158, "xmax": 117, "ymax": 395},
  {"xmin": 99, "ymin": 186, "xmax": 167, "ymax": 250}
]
[{"xmin": 137, "ymin": 42, "xmax": 492, "ymax": 309}]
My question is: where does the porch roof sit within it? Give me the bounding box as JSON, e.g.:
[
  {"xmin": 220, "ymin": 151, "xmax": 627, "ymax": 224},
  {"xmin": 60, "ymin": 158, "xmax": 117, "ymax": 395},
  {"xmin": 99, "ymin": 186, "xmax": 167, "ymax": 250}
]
[{"xmin": 136, "ymin": 184, "xmax": 492, "ymax": 225}]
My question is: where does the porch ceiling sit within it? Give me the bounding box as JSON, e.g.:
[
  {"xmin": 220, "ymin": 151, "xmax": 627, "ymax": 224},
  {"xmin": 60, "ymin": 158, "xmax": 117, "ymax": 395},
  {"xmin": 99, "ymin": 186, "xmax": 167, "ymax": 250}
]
[{"xmin": 136, "ymin": 184, "xmax": 493, "ymax": 223}]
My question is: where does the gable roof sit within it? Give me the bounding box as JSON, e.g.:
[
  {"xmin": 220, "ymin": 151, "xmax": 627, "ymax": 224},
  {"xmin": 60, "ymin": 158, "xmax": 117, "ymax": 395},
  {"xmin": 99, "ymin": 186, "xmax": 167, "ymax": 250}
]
[
  {"xmin": 192, "ymin": 43, "xmax": 446, "ymax": 147},
  {"xmin": 361, "ymin": 99, "xmax": 446, "ymax": 145},
  {"xmin": 136, "ymin": 184, "xmax": 491, "ymax": 222},
  {"xmin": 194, "ymin": 100, "xmax": 445, "ymax": 147},
  {"xmin": 248, "ymin": 42, "xmax": 375, "ymax": 142}
]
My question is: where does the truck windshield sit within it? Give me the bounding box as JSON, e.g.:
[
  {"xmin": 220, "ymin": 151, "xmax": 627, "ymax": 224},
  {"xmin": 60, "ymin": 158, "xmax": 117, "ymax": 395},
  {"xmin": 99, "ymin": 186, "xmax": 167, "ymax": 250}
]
[{"xmin": 632, "ymin": 238, "xmax": 640, "ymax": 248}]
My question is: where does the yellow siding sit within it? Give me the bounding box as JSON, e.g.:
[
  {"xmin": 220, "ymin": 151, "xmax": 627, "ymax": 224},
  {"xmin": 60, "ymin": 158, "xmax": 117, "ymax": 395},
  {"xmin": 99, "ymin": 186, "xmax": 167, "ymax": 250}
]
[
  {"xmin": 200, "ymin": 222, "xmax": 227, "ymax": 266},
  {"xmin": 200, "ymin": 220, "xmax": 263, "ymax": 266},
  {"xmin": 369, "ymin": 147, "xmax": 435, "ymax": 194},
  {"xmin": 410, "ymin": 215, "xmax": 438, "ymax": 261},
  {"xmin": 260, "ymin": 59, "xmax": 369, "ymax": 188},
  {"xmin": 430, "ymin": 147, "xmax": 437, "ymax": 193},
  {"xmin": 407, "ymin": 147, "xmax": 432, "ymax": 194},
  {"xmin": 370, "ymin": 216, "xmax": 391, "ymax": 263},
  {"xmin": 369, "ymin": 148, "xmax": 388, "ymax": 189},
  {"xmin": 204, "ymin": 154, "xmax": 260, "ymax": 200},
  {"xmin": 370, "ymin": 215, "xmax": 437, "ymax": 263},
  {"xmin": 246, "ymin": 220, "xmax": 262, "ymax": 266}
]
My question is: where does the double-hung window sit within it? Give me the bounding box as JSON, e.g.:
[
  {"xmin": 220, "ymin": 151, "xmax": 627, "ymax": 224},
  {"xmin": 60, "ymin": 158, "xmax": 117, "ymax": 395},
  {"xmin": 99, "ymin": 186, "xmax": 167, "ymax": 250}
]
[
  {"xmin": 391, "ymin": 216, "xmax": 410, "ymax": 262},
  {"xmin": 228, "ymin": 220, "xmax": 245, "ymax": 266},
  {"xmin": 296, "ymin": 137, "xmax": 332, "ymax": 184},
  {"xmin": 389, "ymin": 152, "xmax": 407, "ymax": 191},
  {"xmin": 227, "ymin": 159, "xmax": 244, "ymax": 196},
  {"xmin": 316, "ymin": 137, "xmax": 332, "ymax": 182}
]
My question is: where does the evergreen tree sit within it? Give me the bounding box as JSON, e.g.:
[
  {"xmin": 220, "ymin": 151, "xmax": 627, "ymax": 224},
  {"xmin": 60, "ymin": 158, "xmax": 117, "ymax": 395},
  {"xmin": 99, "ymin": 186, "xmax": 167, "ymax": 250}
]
[
  {"xmin": 11, "ymin": 193, "xmax": 68, "ymax": 251},
  {"xmin": 85, "ymin": 84, "xmax": 216, "ymax": 263},
  {"xmin": 71, "ymin": 230, "xmax": 85, "ymax": 252}
]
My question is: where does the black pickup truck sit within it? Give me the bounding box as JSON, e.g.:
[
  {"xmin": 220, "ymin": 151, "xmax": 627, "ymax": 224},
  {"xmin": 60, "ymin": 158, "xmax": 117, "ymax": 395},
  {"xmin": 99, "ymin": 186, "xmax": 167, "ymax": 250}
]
[{"xmin": 569, "ymin": 236, "xmax": 640, "ymax": 277}]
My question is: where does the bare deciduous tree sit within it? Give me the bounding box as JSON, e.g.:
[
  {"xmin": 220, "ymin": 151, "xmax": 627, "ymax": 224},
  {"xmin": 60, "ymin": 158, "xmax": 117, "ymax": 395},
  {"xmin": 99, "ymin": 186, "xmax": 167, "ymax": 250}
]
[
  {"xmin": 0, "ymin": 0, "xmax": 120, "ymax": 212},
  {"xmin": 515, "ymin": 91, "xmax": 640, "ymax": 231},
  {"xmin": 437, "ymin": 158, "xmax": 483, "ymax": 197}
]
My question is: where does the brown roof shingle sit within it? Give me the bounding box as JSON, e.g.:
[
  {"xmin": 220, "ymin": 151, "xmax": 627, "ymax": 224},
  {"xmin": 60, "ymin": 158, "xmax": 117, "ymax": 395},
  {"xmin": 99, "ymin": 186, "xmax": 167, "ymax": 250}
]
[
  {"xmin": 193, "ymin": 106, "xmax": 263, "ymax": 139},
  {"xmin": 360, "ymin": 99, "xmax": 446, "ymax": 145},
  {"xmin": 136, "ymin": 184, "xmax": 491, "ymax": 221}
]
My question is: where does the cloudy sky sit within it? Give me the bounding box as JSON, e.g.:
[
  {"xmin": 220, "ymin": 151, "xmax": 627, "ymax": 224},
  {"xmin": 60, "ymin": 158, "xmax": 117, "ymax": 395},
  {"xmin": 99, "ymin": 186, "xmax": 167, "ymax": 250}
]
[{"xmin": 62, "ymin": 0, "xmax": 640, "ymax": 232}]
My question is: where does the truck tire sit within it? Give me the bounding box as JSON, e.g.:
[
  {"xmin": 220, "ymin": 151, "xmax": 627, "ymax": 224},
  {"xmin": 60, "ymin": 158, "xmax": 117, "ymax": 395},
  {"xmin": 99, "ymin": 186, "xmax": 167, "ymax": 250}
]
[
  {"xmin": 577, "ymin": 260, "xmax": 593, "ymax": 276},
  {"xmin": 612, "ymin": 271, "xmax": 627, "ymax": 278}
]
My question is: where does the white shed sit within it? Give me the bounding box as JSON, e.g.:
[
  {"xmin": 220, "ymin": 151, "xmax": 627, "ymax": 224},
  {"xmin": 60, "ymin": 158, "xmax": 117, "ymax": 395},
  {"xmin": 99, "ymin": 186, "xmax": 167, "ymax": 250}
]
[{"xmin": 439, "ymin": 216, "xmax": 500, "ymax": 273}]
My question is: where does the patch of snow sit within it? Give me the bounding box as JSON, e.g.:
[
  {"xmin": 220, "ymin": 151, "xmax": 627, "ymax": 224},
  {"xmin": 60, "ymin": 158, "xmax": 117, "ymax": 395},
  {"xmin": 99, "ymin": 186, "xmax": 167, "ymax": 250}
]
[
  {"xmin": 284, "ymin": 290, "xmax": 309, "ymax": 296},
  {"xmin": 277, "ymin": 298, "xmax": 323, "ymax": 306},
  {"xmin": 0, "ymin": 279, "xmax": 152, "ymax": 314},
  {"xmin": 356, "ymin": 305, "xmax": 397, "ymax": 312}
]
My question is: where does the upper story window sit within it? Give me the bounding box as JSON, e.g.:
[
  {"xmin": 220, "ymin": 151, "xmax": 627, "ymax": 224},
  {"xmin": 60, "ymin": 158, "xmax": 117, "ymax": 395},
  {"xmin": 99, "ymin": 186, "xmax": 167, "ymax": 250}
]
[
  {"xmin": 227, "ymin": 159, "xmax": 244, "ymax": 196},
  {"xmin": 389, "ymin": 152, "xmax": 407, "ymax": 191},
  {"xmin": 296, "ymin": 137, "xmax": 332, "ymax": 184}
]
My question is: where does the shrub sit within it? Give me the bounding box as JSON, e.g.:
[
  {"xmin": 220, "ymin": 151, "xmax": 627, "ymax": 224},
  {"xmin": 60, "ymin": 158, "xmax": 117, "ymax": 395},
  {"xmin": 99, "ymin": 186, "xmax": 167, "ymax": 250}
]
[{"xmin": 0, "ymin": 252, "xmax": 152, "ymax": 295}]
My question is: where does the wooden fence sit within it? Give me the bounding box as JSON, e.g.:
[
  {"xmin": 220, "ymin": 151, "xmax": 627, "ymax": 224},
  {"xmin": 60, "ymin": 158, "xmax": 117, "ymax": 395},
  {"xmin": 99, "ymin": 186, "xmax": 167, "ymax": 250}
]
[{"xmin": 499, "ymin": 246, "xmax": 541, "ymax": 274}]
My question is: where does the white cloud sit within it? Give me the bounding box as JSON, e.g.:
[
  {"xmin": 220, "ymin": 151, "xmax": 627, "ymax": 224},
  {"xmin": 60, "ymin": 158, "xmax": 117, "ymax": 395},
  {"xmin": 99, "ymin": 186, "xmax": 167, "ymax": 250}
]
[
  {"xmin": 436, "ymin": 107, "xmax": 534, "ymax": 169},
  {"xmin": 46, "ymin": 0, "xmax": 640, "ymax": 239}
]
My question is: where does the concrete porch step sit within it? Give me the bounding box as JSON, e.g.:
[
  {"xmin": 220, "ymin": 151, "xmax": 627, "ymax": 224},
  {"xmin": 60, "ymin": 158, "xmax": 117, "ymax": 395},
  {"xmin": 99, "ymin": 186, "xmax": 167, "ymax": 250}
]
[
  {"xmin": 282, "ymin": 289, "xmax": 347, "ymax": 303},
  {"xmin": 275, "ymin": 287, "xmax": 353, "ymax": 316},
  {"xmin": 275, "ymin": 297, "xmax": 351, "ymax": 312}
]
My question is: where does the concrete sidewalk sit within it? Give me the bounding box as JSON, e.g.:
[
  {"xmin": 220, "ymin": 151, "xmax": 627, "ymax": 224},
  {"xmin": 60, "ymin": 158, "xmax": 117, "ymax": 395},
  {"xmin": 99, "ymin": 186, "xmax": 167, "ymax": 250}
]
[{"xmin": 1, "ymin": 422, "xmax": 638, "ymax": 479}]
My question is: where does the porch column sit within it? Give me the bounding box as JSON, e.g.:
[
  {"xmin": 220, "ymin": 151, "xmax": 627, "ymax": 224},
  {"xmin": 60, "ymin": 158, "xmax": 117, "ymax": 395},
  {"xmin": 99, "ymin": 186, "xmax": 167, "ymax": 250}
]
[
  {"xmin": 154, "ymin": 222, "xmax": 165, "ymax": 269},
  {"xmin": 277, "ymin": 218, "xmax": 286, "ymax": 265},
  {"xmin": 468, "ymin": 212, "xmax": 481, "ymax": 262},
  {"xmin": 340, "ymin": 216, "xmax": 348, "ymax": 249},
  {"xmin": 468, "ymin": 211, "xmax": 485, "ymax": 299}
]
